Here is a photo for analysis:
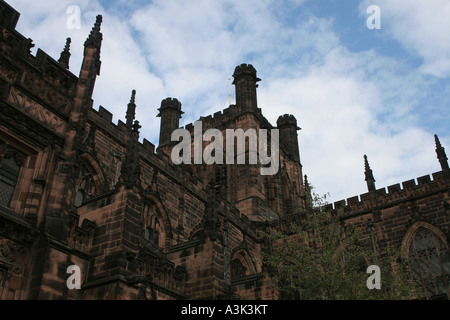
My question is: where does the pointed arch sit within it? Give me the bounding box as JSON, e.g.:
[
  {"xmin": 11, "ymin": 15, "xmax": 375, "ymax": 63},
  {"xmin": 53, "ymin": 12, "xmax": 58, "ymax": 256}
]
[
  {"xmin": 74, "ymin": 152, "xmax": 106, "ymax": 207},
  {"xmin": 402, "ymin": 221, "xmax": 450, "ymax": 299},
  {"xmin": 142, "ymin": 193, "xmax": 173, "ymax": 252},
  {"xmin": 230, "ymin": 248, "xmax": 256, "ymax": 278},
  {"xmin": 0, "ymin": 144, "xmax": 26, "ymax": 207}
]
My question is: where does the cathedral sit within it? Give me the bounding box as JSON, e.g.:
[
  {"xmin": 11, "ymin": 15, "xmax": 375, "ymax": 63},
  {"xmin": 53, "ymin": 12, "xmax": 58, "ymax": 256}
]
[{"xmin": 0, "ymin": 0, "xmax": 448, "ymax": 300}]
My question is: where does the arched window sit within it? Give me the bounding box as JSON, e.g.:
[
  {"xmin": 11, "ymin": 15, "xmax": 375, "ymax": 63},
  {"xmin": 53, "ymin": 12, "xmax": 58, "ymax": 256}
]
[
  {"xmin": 144, "ymin": 216, "xmax": 160, "ymax": 247},
  {"xmin": 142, "ymin": 203, "xmax": 164, "ymax": 250},
  {"xmin": 231, "ymin": 258, "xmax": 247, "ymax": 278},
  {"xmin": 74, "ymin": 162, "xmax": 97, "ymax": 207},
  {"xmin": 230, "ymin": 250, "xmax": 255, "ymax": 278},
  {"xmin": 0, "ymin": 147, "xmax": 24, "ymax": 207},
  {"xmin": 408, "ymin": 227, "xmax": 450, "ymax": 299}
]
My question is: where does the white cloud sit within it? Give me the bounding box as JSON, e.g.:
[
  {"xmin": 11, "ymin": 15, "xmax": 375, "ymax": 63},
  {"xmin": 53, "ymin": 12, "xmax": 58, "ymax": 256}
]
[
  {"xmin": 6, "ymin": 0, "xmax": 448, "ymax": 205},
  {"xmin": 90, "ymin": 13, "xmax": 165, "ymax": 141},
  {"xmin": 360, "ymin": 0, "xmax": 450, "ymax": 78},
  {"xmin": 259, "ymin": 42, "xmax": 441, "ymax": 202}
]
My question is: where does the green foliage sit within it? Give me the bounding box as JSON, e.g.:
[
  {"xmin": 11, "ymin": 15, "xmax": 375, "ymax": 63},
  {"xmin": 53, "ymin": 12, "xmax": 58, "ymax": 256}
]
[{"xmin": 260, "ymin": 191, "xmax": 422, "ymax": 300}]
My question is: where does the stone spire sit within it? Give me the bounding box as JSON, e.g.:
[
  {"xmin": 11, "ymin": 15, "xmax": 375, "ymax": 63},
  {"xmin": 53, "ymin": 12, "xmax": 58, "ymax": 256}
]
[
  {"xmin": 126, "ymin": 90, "xmax": 137, "ymax": 129},
  {"xmin": 84, "ymin": 15, "xmax": 103, "ymax": 49},
  {"xmin": 304, "ymin": 174, "xmax": 313, "ymax": 209},
  {"xmin": 435, "ymin": 134, "xmax": 449, "ymax": 170},
  {"xmin": 80, "ymin": 14, "xmax": 102, "ymax": 80},
  {"xmin": 63, "ymin": 15, "xmax": 103, "ymax": 159},
  {"xmin": 58, "ymin": 37, "xmax": 71, "ymax": 69},
  {"xmin": 364, "ymin": 155, "xmax": 376, "ymax": 192},
  {"xmin": 118, "ymin": 119, "xmax": 142, "ymax": 190}
]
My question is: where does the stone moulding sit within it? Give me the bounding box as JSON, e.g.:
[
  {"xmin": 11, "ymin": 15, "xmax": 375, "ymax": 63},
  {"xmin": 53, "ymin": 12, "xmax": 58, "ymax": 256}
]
[{"xmin": 6, "ymin": 86, "xmax": 67, "ymax": 136}]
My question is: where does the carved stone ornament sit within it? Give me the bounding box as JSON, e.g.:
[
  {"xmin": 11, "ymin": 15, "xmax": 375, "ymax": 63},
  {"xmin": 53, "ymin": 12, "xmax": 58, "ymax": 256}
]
[
  {"xmin": 0, "ymin": 237, "xmax": 26, "ymax": 262},
  {"xmin": 0, "ymin": 60, "xmax": 17, "ymax": 82},
  {"xmin": 0, "ymin": 104, "xmax": 61, "ymax": 148},
  {"xmin": 7, "ymin": 87, "xmax": 67, "ymax": 136},
  {"xmin": 21, "ymin": 71, "xmax": 72, "ymax": 114}
]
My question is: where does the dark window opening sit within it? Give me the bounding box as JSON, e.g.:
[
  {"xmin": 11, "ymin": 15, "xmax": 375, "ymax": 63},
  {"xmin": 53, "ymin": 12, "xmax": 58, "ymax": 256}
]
[
  {"xmin": 0, "ymin": 148, "xmax": 24, "ymax": 207},
  {"xmin": 408, "ymin": 228, "xmax": 450, "ymax": 299},
  {"xmin": 74, "ymin": 162, "xmax": 97, "ymax": 207}
]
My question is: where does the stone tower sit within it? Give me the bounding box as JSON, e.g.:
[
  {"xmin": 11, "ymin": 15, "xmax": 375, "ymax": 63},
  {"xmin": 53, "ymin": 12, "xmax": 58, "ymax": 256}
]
[
  {"xmin": 232, "ymin": 63, "xmax": 261, "ymax": 111},
  {"xmin": 277, "ymin": 114, "xmax": 301, "ymax": 163},
  {"xmin": 157, "ymin": 97, "xmax": 184, "ymax": 151}
]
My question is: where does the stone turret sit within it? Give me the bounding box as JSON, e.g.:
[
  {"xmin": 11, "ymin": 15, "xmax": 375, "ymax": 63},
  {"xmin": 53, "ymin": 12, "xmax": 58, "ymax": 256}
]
[
  {"xmin": 232, "ymin": 63, "xmax": 260, "ymax": 111},
  {"xmin": 277, "ymin": 114, "xmax": 301, "ymax": 162},
  {"xmin": 157, "ymin": 98, "xmax": 184, "ymax": 148}
]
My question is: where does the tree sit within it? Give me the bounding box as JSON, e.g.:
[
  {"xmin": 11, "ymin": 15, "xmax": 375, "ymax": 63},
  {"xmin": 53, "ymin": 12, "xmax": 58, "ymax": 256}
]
[{"xmin": 261, "ymin": 191, "xmax": 422, "ymax": 300}]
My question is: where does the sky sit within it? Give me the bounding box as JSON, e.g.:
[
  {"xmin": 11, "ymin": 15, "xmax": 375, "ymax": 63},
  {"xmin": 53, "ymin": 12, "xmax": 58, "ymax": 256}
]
[{"xmin": 6, "ymin": 0, "xmax": 450, "ymax": 204}]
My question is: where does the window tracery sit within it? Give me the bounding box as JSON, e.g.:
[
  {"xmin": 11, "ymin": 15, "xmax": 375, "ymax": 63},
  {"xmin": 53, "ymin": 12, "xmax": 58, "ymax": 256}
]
[
  {"xmin": 143, "ymin": 203, "xmax": 164, "ymax": 249},
  {"xmin": 0, "ymin": 145, "xmax": 25, "ymax": 207},
  {"xmin": 408, "ymin": 227, "xmax": 450, "ymax": 299},
  {"xmin": 74, "ymin": 162, "xmax": 97, "ymax": 207}
]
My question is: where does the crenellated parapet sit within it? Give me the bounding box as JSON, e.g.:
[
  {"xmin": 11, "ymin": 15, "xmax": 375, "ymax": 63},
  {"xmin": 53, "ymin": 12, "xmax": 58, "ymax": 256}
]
[
  {"xmin": 0, "ymin": 1, "xmax": 20, "ymax": 29},
  {"xmin": 159, "ymin": 97, "xmax": 182, "ymax": 112},
  {"xmin": 182, "ymin": 105, "xmax": 273, "ymax": 135},
  {"xmin": 0, "ymin": 5, "xmax": 78, "ymax": 119},
  {"xmin": 324, "ymin": 170, "xmax": 450, "ymax": 215},
  {"xmin": 276, "ymin": 114, "xmax": 298, "ymax": 128}
]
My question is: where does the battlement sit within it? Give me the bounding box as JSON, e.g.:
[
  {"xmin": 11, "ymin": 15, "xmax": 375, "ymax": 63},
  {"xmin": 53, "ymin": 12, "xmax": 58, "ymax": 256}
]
[
  {"xmin": 158, "ymin": 97, "xmax": 183, "ymax": 114},
  {"xmin": 182, "ymin": 105, "xmax": 275, "ymax": 134},
  {"xmin": 0, "ymin": 2, "xmax": 80, "ymax": 119},
  {"xmin": 325, "ymin": 170, "xmax": 450, "ymax": 214},
  {"xmin": 277, "ymin": 114, "xmax": 299, "ymax": 128},
  {"xmin": 232, "ymin": 63, "xmax": 260, "ymax": 82},
  {"xmin": 89, "ymin": 102, "xmax": 206, "ymax": 196},
  {"xmin": 0, "ymin": 0, "xmax": 20, "ymax": 29}
]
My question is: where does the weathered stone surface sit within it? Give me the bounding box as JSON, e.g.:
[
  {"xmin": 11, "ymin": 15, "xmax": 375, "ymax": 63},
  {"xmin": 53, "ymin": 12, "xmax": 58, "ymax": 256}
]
[{"xmin": 0, "ymin": 1, "xmax": 448, "ymax": 300}]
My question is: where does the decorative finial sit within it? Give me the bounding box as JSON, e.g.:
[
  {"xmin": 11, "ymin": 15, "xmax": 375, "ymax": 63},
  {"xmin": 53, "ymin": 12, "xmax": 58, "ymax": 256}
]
[
  {"xmin": 364, "ymin": 155, "xmax": 376, "ymax": 192},
  {"xmin": 132, "ymin": 120, "xmax": 141, "ymax": 135},
  {"xmin": 435, "ymin": 134, "xmax": 443, "ymax": 148},
  {"xmin": 118, "ymin": 118, "xmax": 142, "ymax": 190},
  {"xmin": 130, "ymin": 89, "xmax": 136, "ymax": 104},
  {"xmin": 64, "ymin": 37, "xmax": 71, "ymax": 51},
  {"xmin": 126, "ymin": 90, "xmax": 137, "ymax": 129},
  {"xmin": 435, "ymin": 134, "xmax": 449, "ymax": 170},
  {"xmin": 58, "ymin": 37, "xmax": 71, "ymax": 69},
  {"xmin": 84, "ymin": 15, "xmax": 103, "ymax": 48},
  {"xmin": 304, "ymin": 174, "xmax": 313, "ymax": 209}
]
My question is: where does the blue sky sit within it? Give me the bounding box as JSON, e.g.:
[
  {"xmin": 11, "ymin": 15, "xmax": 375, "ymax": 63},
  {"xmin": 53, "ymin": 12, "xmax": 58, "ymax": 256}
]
[{"xmin": 6, "ymin": 0, "xmax": 450, "ymax": 204}]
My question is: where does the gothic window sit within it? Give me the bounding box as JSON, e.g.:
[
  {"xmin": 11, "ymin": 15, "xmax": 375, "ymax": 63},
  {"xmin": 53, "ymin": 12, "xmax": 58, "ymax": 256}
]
[
  {"xmin": 230, "ymin": 250, "xmax": 255, "ymax": 279},
  {"xmin": 408, "ymin": 228, "xmax": 450, "ymax": 299},
  {"xmin": 0, "ymin": 267, "xmax": 6, "ymax": 299},
  {"xmin": 144, "ymin": 217, "xmax": 160, "ymax": 247},
  {"xmin": 0, "ymin": 147, "xmax": 24, "ymax": 207},
  {"xmin": 231, "ymin": 258, "xmax": 247, "ymax": 278},
  {"xmin": 74, "ymin": 162, "xmax": 97, "ymax": 207},
  {"xmin": 143, "ymin": 204, "xmax": 164, "ymax": 250}
]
